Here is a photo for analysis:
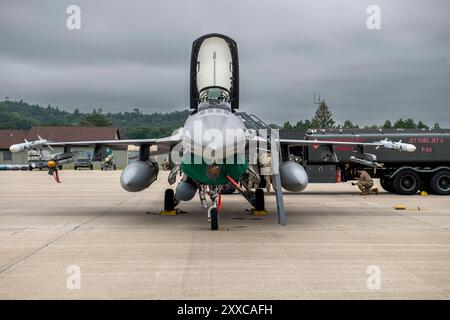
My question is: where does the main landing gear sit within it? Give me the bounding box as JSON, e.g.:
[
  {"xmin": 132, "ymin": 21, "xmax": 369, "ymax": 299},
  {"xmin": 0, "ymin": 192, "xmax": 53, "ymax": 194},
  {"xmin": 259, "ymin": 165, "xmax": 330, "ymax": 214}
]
[
  {"xmin": 162, "ymin": 179, "xmax": 267, "ymax": 231},
  {"xmin": 161, "ymin": 188, "xmax": 179, "ymax": 215}
]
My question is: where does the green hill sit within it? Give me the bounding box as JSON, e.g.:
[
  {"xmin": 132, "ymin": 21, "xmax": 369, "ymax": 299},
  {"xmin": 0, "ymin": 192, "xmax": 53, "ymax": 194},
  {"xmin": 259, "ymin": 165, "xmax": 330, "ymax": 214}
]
[{"xmin": 0, "ymin": 100, "xmax": 190, "ymax": 138}]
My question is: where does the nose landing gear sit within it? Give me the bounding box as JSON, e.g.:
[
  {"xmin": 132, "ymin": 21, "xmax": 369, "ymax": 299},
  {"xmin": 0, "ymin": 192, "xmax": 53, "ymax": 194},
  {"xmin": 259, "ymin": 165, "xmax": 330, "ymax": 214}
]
[
  {"xmin": 200, "ymin": 185, "xmax": 222, "ymax": 230},
  {"xmin": 208, "ymin": 206, "xmax": 219, "ymax": 230}
]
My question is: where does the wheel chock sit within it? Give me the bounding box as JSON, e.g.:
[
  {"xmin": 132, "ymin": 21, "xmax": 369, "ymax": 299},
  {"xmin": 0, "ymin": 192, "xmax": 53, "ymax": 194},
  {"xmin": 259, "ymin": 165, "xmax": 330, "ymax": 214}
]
[
  {"xmin": 160, "ymin": 210, "xmax": 178, "ymax": 216},
  {"xmin": 251, "ymin": 208, "xmax": 269, "ymax": 216},
  {"xmin": 394, "ymin": 205, "xmax": 406, "ymax": 210}
]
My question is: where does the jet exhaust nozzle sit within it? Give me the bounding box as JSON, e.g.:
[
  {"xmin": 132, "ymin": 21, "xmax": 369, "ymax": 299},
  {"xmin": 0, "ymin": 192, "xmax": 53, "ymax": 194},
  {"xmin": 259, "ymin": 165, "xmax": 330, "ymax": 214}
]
[
  {"xmin": 280, "ymin": 161, "xmax": 309, "ymax": 192},
  {"xmin": 175, "ymin": 180, "xmax": 198, "ymax": 201},
  {"xmin": 120, "ymin": 160, "xmax": 159, "ymax": 192}
]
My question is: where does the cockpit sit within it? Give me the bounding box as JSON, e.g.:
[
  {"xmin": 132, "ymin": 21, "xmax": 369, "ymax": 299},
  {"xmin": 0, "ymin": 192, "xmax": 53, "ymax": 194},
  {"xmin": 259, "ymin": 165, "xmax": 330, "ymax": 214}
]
[
  {"xmin": 190, "ymin": 34, "xmax": 239, "ymax": 112},
  {"xmin": 197, "ymin": 101, "xmax": 232, "ymax": 113}
]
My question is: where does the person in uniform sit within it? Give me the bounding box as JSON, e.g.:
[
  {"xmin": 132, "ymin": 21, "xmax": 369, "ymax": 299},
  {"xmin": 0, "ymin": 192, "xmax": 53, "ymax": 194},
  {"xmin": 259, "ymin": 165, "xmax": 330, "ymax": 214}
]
[
  {"xmin": 259, "ymin": 153, "xmax": 272, "ymax": 193},
  {"xmin": 352, "ymin": 169, "xmax": 377, "ymax": 195},
  {"xmin": 161, "ymin": 158, "xmax": 170, "ymax": 171}
]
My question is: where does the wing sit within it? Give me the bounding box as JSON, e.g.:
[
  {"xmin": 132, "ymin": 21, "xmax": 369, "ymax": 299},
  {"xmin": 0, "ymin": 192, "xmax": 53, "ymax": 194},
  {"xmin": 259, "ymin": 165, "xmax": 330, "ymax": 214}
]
[
  {"xmin": 9, "ymin": 133, "xmax": 182, "ymax": 156},
  {"xmin": 43, "ymin": 134, "xmax": 180, "ymax": 147},
  {"xmin": 47, "ymin": 134, "xmax": 180, "ymax": 155}
]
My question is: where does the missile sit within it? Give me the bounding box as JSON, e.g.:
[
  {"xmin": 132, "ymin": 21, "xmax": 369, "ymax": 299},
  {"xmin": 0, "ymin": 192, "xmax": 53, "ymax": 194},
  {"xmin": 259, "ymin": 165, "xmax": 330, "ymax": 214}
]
[
  {"xmin": 350, "ymin": 156, "xmax": 383, "ymax": 168},
  {"xmin": 376, "ymin": 139, "xmax": 416, "ymax": 152},
  {"xmin": 10, "ymin": 136, "xmax": 51, "ymax": 152}
]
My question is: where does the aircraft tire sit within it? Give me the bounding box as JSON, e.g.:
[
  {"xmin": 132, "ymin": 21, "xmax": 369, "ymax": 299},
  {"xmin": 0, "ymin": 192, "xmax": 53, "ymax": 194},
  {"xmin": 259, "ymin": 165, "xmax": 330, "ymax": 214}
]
[
  {"xmin": 164, "ymin": 189, "xmax": 176, "ymax": 211},
  {"xmin": 255, "ymin": 188, "xmax": 265, "ymax": 211},
  {"xmin": 210, "ymin": 207, "xmax": 218, "ymax": 230}
]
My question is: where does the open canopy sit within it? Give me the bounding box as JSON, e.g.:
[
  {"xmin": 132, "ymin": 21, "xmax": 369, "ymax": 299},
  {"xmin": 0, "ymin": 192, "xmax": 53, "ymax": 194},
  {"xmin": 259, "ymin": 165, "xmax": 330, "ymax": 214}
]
[{"xmin": 190, "ymin": 34, "xmax": 239, "ymax": 110}]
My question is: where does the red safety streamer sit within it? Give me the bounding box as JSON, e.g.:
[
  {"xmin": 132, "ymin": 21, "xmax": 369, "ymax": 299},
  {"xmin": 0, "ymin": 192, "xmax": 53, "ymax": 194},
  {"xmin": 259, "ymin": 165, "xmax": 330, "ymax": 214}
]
[
  {"xmin": 218, "ymin": 194, "xmax": 222, "ymax": 211},
  {"xmin": 53, "ymin": 170, "xmax": 61, "ymax": 183}
]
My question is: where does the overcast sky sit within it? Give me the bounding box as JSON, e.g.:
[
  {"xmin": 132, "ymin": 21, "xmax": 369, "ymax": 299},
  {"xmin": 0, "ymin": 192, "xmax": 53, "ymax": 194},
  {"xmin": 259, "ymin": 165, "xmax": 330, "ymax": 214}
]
[{"xmin": 1, "ymin": 0, "xmax": 449, "ymax": 126}]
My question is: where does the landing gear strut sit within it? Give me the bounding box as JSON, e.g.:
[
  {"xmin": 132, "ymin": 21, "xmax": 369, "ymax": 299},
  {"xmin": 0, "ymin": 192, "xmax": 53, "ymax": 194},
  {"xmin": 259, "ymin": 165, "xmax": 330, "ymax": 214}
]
[{"xmin": 200, "ymin": 185, "xmax": 222, "ymax": 230}]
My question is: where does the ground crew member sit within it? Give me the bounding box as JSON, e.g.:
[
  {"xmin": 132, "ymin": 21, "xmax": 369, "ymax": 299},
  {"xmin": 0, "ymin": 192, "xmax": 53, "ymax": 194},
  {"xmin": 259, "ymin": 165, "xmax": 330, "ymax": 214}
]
[
  {"xmin": 247, "ymin": 154, "xmax": 272, "ymax": 192},
  {"xmin": 161, "ymin": 158, "xmax": 170, "ymax": 170},
  {"xmin": 352, "ymin": 169, "xmax": 377, "ymax": 195},
  {"xmin": 259, "ymin": 153, "xmax": 272, "ymax": 193}
]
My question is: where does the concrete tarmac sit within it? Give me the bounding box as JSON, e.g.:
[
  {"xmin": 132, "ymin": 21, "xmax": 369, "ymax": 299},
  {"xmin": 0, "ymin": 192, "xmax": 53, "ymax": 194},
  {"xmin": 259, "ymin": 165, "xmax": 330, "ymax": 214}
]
[{"xmin": 0, "ymin": 170, "xmax": 449, "ymax": 299}]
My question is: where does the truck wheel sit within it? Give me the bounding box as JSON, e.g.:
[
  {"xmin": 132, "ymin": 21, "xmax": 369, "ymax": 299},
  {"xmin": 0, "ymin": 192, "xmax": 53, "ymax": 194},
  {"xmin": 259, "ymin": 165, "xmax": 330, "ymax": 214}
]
[
  {"xmin": 113, "ymin": 164, "xmax": 117, "ymax": 170},
  {"xmin": 430, "ymin": 170, "xmax": 450, "ymax": 195},
  {"xmin": 380, "ymin": 177, "xmax": 394, "ymax": 193},
  {"xmin": 393, "ymin": 169, "xmax": 420, "ymax": 195},
  {"xmin": 90, "ymin": 164, "xmax": 93, "ymax": 170},
  {"xmin": 255, "ymin": 188, "xmax": 265, "ymax": 211},
  {"xmin": 164, "ymin": 189, "xmax": 176, "ymax": 211}
]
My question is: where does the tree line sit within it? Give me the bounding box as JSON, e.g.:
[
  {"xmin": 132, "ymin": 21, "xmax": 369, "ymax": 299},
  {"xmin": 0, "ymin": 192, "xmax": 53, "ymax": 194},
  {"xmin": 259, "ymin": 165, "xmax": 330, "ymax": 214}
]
[
  {"xmin": 0, "ymin": 99, "xmax": 190, "ymax": 138},
  {"xmin": 0, "ymin": 99, "xmax": 443, "ymax": 139},
  {"xmin": 282, "ymin": 100, "xmax": 441, "ymax": 130}
]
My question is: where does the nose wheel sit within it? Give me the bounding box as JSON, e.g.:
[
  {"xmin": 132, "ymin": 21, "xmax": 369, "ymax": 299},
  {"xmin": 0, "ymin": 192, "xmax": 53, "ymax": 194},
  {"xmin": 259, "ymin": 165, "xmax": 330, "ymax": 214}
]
[{"xmin": 208, "ymin": 206, "xmax": 219, "ymax": 230}]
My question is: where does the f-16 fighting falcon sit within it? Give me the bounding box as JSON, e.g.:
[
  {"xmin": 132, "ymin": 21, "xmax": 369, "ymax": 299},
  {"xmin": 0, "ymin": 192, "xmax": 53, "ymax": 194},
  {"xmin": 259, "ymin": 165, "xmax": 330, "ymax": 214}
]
[{"xmin": 10, "ymin": 34, "xmax": 416, "ymax": 230}]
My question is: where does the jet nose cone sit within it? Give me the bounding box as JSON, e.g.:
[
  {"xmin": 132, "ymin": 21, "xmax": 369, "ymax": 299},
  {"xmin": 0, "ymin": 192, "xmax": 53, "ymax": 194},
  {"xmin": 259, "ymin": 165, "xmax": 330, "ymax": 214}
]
[
  {"xmin": 407, "ymin": 144, "xmax": 416, "ymax": 152},
  {"xmin": 183, "ymin": 107, "xmax": 247, "ymax": 161}
]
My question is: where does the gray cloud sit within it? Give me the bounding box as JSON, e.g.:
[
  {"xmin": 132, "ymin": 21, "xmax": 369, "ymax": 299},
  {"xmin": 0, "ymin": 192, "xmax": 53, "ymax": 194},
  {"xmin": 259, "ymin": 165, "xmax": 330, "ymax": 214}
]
[{"xmin": 0, "ymin": 0, "xmax": 449, "ymax": 126}]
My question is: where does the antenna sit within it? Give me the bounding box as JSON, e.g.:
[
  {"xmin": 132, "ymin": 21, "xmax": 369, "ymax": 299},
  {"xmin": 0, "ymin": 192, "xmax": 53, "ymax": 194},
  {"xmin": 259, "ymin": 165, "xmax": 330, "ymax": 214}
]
[{"xmin": 313, "ymin": 92, "xmax": 322, "ymax": 105}]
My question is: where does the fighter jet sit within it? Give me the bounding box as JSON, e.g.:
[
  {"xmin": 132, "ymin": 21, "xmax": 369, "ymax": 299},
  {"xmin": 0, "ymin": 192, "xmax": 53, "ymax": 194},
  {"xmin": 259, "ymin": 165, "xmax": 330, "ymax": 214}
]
[{"xmin": 10, "ymin": 33, "xmax": 416, "ymax": 230}]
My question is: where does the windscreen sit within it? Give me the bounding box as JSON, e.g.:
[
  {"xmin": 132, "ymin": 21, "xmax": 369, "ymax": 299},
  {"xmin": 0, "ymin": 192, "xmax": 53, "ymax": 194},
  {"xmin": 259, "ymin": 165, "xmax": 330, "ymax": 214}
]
[{"xmin": 196, "ymin": 37, "xmax": 233, "ymax": 93}]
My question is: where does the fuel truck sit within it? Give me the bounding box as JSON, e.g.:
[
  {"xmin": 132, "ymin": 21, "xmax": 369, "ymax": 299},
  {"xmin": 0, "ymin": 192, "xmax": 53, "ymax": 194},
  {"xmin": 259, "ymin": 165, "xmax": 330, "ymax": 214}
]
[{"xmin": 280, "ymin": 128, "xmax": 450, "ymax": 195}]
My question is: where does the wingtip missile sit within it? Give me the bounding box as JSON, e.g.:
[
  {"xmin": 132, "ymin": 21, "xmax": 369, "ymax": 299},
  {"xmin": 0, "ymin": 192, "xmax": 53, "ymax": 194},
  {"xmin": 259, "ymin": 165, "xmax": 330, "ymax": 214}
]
[
  {"xmin": 9, "ymin": 137, "xmax": 49, "ymax": 153},
  {"xmin": 376, "ymin": 139, "xmax": 416, "ymax": 152}
]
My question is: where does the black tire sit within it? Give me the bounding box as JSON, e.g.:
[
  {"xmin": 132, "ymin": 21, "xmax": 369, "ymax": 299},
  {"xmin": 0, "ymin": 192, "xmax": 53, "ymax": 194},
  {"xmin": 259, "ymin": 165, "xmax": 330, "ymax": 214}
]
[
  {"xmin": 90, "ymin": 164, "xmax": 93, "ymax": 170},
  {"xmin": 393, "ymin": 169, "xmax": 420, "ymax": 195},
  {"xmin": 59, "ymin": 165, "xmax": 63, "ymax": 170},
  {"xmin": 113, "ymin": 164, "xmax": 117, "ymax": 170},
  {"xmin": 210, "ymin": 207, "xmax": 218, "ymax": 230},
  {"xmin": 430, "ymin": 170, "xmax": 450, "ymax": 195},
  {"xmin": 164, "ymin": 189, "xmax": 175, "ymax": 211},
  {"xmin": 380, "ymin": 177, "xmax": 394, "ymax": 193},
  {"xmin": 74, "ymin": 166, "xmax": 77, "ymax": 170},
  {"xmin": 255, "ymin": 188, "xmax": 265, "ymax": 211}
]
